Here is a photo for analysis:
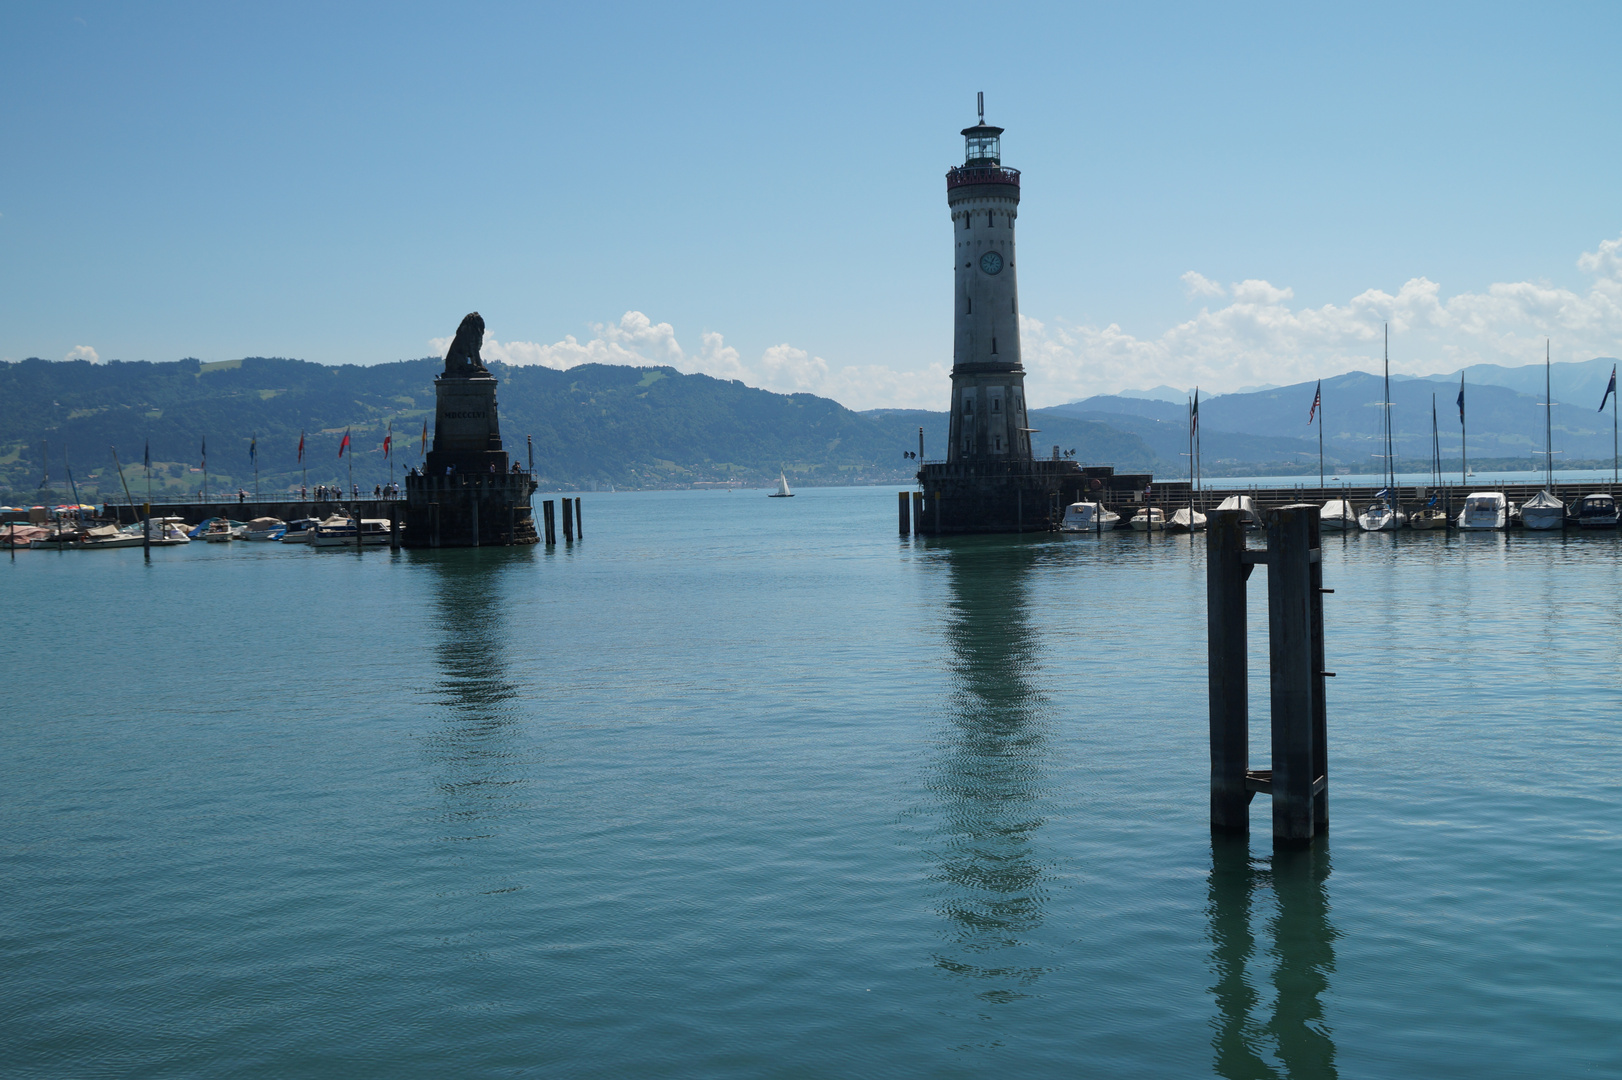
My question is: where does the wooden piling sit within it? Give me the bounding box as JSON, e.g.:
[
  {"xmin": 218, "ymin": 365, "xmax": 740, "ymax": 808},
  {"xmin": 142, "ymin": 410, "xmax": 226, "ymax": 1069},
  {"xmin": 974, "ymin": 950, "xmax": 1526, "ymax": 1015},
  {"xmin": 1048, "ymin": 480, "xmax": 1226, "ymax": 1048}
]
[
  {"xmin": 562, "ymin": 497, "xmax": 574, "ymax": 541},
  {"xmin": 1307, "ymin": 508, "xmax": 1329, "ymax": 832},
  {"xmin": 912, "ymin": 491, "xmax": 924, "ymax": 534},
  {"xmin": 1266, "ymin": 504, "xmax": 1317, "ymax": 845},
  {"xmin": 1207, "ymin": 508, "xmax": 1251, "ymax": 833},
  {"xmin": 542, "ymin": 500, "xmax": 556, "ymax": 545},
  {"xmin": 898, "ymin": 491, "xmax": 911, "ymax": 535},
  {"xmin": 390, "ymin": 504, "xmax": 400, "ymax": 550},
  {"xmin": 574, "ymin": 497, "xmax": 583, "ymax": 539}
]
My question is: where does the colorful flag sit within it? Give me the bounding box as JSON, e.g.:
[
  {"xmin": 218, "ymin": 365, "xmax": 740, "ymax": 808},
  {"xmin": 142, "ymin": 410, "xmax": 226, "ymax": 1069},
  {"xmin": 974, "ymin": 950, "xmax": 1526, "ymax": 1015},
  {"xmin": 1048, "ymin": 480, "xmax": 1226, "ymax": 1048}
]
[
  {"xmin": 1456, "ymin": 376, "xmax": 1465, "ymax": 424},
  {"xmin": 249, "ymin": 435, "xmax": 257, "ymax": 463},
  {"xmin": 1601, "ymin": 366, "xmax": 1617, "ymax": 412},
  {"xmin": 1190, "ymin": 389, "xmax": 1199, "ymax": 436},
  {"xmin": 339, "ymin": 429, "xmax": 351, "ymax": 457},
  {"xmin": 1308, "ymin": 380, "xmax": 1321, "ymax": 424},
  {"xmin": 421, "ymin": 419, "xmax": 428, "ymax": 456},
  {"xmin": 297, "ymin": 430, "xmax": 305, "ymax": 463},
  {"xmin": 384, "ymin": 421, "xmax": 392, "ymax": 459}
]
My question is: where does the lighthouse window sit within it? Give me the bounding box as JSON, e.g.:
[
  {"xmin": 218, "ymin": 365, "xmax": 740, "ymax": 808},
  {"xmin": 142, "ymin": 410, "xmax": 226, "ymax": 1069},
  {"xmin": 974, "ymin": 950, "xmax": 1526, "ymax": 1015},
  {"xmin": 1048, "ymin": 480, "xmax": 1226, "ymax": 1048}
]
[
  {"xmin": 962, "ymin": 397, "xmax": 973, "ymax": 415},
  {"xmin": 995, "ymin": 436, "xmax": 1002, "ymax": 451},
  {"xmin": 966, "ymin": 297, "xmax": 971, "ymax": 315},
  {"xmin": 992, "ymin": 397, "xmax": 1001, "ymax": 413},
  {"xmin": 991, "ymin": 337, "xmax": 997, "ymax": 355}
]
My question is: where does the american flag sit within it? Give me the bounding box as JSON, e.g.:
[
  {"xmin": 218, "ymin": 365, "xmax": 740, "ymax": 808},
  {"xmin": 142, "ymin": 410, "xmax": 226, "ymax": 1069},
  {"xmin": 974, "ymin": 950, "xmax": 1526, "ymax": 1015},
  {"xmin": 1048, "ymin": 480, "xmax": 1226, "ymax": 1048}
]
[{"xmin": 1308, "ymin": 380, "xmax": 1321, "ymax": 424}]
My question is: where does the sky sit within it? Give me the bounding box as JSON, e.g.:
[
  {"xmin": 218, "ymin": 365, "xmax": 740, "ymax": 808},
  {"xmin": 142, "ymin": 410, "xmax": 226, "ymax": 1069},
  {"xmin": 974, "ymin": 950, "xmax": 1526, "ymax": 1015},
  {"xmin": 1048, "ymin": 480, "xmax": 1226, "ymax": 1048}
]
[{"xmin": 3, "ymin": 1, "xmax": 1622, "ymax": 410}]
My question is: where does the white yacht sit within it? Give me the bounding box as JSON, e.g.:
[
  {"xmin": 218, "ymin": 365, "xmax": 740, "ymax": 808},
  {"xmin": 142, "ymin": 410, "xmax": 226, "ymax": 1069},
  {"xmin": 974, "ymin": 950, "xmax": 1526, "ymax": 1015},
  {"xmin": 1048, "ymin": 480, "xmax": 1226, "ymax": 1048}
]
[
  {"xmin": 1358, "ymin": 496, "xmax": 1407, "ymax": 531},
  {"xmin": 1457, "ymin": 492, "xmax": 1511, "ymax": 530},
  {"xmin": 1060, "ymin": 501, "xmax": 1120, "ymax": 531}
]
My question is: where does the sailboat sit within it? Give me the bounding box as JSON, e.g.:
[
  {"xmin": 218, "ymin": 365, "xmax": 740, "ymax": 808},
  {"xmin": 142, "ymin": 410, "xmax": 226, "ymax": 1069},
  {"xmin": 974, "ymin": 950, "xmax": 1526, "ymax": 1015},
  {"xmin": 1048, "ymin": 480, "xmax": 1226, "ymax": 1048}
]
[
  {"xmin": 1169, "ymin": 390, "xmax": 1206, "ymax": 532},
  {"xmin": 1522, "ymin": 340, "xmax": 1565, "ymax": 530},
  {"xmin": 1359, "ymin": 325, "xmax": 1408, "ymax": 531},
  {"xmin": 1410, "ymin": 393, "xmax": 1449, "ymax": 529},
  {"xmin": 768, "ymin": 471, "xmax": 794, "ymax": 498}
]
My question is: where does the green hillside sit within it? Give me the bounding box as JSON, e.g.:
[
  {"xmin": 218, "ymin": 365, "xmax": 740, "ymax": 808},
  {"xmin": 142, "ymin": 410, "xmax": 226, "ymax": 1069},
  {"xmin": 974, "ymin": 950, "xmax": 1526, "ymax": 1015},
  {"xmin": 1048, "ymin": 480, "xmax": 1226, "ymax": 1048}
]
[{"xmin": 0, "ymin": 357, "xmax": 1160, "ymax": 503}]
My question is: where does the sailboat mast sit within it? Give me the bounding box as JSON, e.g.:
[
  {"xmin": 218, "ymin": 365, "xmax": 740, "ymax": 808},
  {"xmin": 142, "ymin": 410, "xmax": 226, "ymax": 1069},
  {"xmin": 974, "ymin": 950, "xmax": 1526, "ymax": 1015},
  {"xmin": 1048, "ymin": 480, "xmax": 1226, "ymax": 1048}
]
[
  {"xmin": 1384, "ymin": 324, "xmax": 1395, "ymax": 492},
  {"xmin": 1545, "ymin": 340, "xmax": 1554, "ymax": 490}
]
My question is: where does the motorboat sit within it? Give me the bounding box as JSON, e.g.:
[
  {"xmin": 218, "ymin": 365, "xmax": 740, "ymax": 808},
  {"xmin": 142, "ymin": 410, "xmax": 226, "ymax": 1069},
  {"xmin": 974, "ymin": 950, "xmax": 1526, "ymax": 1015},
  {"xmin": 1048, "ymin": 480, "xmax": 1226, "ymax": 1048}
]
[
  {"xmin": 280, "ymin": 517, "xmax": 321, "ymax": 543},
  {"xmin": 1214, "ymin": 494, "xmax": 1260, "ymax": 528},
  {"xmin": 75, "ymin": 524, "xmax": 143, "ymax": 549},
  {"xmin": 311, "ymin": 515, "xmax": 391, "ymax": 547},
  {"xmin": 1167, "ymin": 506, "xmax": 1207, "ymax": 532},
  {"xmin": 311, "ymin": 514, "xmax": 358, "ymax": 547},
  {"xmin": 1060, "ymin": 501, "xmax": 1120, "ymax": 531},
  {"xmin": 1576, "ymin": 493, "xmax": 1620, "ymax": 528},
  {"xmin": 1521, "ymin": 489, "xmax": 1565, "ymax": 531},
  {"xmin": 1320, "ymin": 499, "xmax": 1357, "ymax": 531},
  {"xmin": 1129, "ymin": 506, "xmax": 1166, "ymax": 532},
  {"xmin": 1457, "ymin": 492, "xmax": 1510, "ymax": 531},
  {"xmin": 243, "ymin": 517, "xmax": 286, "ymax": 541},
  {"xmin": 203, "ymin": 519, "xmax": 235, "ymax": 543}
]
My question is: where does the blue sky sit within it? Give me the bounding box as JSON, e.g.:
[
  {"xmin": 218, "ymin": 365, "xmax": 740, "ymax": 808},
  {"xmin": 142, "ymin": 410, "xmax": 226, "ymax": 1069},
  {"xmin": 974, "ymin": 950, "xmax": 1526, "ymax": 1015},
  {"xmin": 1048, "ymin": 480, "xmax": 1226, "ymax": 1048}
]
[{"xmin": 3, "ymin": 1, "xmax": 1621, "ymax": 408}]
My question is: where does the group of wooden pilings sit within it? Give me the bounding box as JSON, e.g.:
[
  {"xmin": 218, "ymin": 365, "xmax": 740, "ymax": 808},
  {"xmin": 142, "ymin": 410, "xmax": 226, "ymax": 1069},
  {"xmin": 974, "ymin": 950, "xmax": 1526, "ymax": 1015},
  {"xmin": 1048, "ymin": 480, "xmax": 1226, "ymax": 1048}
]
[
  {"xmin": 539, "ymin": 497, "xmax": 584, "ymax": 545},
  {"xmin": 1208, "ymin": 505, "xmax": 1330, "ymax": 846},
  {"xmin": 897, "ymin": 491, "xmax": 924, "ymax": 535}
]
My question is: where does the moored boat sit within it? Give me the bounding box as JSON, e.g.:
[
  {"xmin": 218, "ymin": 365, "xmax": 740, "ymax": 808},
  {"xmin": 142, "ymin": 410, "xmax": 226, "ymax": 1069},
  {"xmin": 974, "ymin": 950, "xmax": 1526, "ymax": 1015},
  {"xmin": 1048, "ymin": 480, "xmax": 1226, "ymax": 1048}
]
[
  {"xmin": 1060, "ymin": 501, "xmax": 1120, "ymax": 531},
  {"xmin": 203, "ymin": 519, "xmax": 235, "ymax": 543},
  {"xmin": 1167, "ymin": 506, "xmax": 1207, "ymax": 532},
  {"xmin": 1457, "ymin": 492, "xmax": 1510, "ymax": 530},
  {"xmin": 1409, "ymin": 505, "xmax": 1449, "ymax": 530},
  {"xmin": 280, "ymin": 517, "xmax": 321, "ymax": 543},
  {"xmin": 1521, "ymin": 489, "xmax": 1565, "ymax": 531},
  {"xmin": 1576, "ymin": 492, "xmax": 1619, "ymax": 528},
  {"xmin": 1320, "ymin": 499, "xmax": 1357, "ymax": 531},
  {"xmin": 311, "ymin": 514, "xmax": 357, "ymax": 547},
  {"xmin": 243, "ymin": 517, "xmax": 286, "ymax": 541},
  {"xmin": 1214, "ymin": 494, "xmax": 1260, "ymax": 529},
  {"xmin": 1358, "ymin": 494, "xmax": 1407, "ymax": 531},
  {"xmin": 1129, "ymin": 506, "xmax": 1166, "ymax": 532}
]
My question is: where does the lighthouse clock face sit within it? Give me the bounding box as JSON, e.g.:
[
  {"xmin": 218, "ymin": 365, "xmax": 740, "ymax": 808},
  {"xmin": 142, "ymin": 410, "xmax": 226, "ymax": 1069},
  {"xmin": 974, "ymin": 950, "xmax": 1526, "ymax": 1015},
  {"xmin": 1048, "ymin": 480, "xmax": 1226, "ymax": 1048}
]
[{"xmin": 979, "ymin": 251, "xmax": 1004, "ymax": 275}]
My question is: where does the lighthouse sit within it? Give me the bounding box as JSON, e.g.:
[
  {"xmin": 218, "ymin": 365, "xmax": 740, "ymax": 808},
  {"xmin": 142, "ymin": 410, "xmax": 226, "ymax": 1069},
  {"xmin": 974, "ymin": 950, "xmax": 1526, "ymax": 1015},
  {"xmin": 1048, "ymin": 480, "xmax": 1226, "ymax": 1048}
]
[
  {"xmin": 947, "ymin": 97, "xmax": 1032, "ymax": 464},
  {"xmin": 914, "ymin": 98, "xmax": 1141, "ymax": 535}
]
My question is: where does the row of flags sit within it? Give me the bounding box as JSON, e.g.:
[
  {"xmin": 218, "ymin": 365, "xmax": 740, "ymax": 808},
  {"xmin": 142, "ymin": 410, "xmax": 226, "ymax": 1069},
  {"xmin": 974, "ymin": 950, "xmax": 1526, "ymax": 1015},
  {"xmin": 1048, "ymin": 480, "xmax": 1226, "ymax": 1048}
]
[
  {"xmin": 141, "ymin": 421, "xmax": 431, "ymax": 470},
  {"xmin": 1297, "ymin": 364, "xmax": 1621, "ymax": 426}
]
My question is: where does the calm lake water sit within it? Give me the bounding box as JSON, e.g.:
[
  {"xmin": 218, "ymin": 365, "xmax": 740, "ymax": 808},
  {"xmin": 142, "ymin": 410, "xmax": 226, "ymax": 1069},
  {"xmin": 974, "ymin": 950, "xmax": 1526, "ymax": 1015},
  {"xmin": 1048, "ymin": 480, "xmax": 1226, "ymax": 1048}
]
[{"xmin": 3, "ymin": 488, "xmax": 1619, "ymax": 1078}]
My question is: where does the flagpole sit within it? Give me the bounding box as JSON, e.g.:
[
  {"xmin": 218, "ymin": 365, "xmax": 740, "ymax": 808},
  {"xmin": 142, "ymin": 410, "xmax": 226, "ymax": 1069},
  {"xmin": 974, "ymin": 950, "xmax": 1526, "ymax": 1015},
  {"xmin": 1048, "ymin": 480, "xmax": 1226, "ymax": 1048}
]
[
  {"xmin": 300, "ymin": 429, "xmax": 307, "ymax": 500},
  {"xmin": 1460, "ymin": 376, "xmax": 1467, "ymax": 489},
  {"xmin": 1613, "ymin": 369, "xmax": 1617, "ymax": 490},
  {"xmin": 252, "ymin": 434, "xmax": 259, "ymax": 500},
  {"xmin": 202, "ymin": 438, "xmax": 208, "ymax": 505},
  {"xmin": 144, "ymin": 441, "xmax": 152, "ymax": 557},
  {"xmin": 1318, "ymin": 389, "xmax": 1325, "ymax": 496}
]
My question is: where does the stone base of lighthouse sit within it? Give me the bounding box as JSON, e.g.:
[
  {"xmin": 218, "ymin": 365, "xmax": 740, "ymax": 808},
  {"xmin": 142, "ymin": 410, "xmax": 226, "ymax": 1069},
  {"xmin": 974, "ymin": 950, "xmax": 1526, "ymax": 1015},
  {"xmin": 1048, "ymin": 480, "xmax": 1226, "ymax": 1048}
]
[{"xmin": 914, "ymin": 459, "xmax": 1152, "ymax": 535}]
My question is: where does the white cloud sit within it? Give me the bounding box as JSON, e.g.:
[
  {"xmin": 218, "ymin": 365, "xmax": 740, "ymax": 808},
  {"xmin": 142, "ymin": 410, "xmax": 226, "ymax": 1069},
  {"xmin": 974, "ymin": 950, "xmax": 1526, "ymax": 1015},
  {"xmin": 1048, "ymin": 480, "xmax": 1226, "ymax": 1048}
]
[
  {"xmin": 1022, "ymin": 232, "xmax": 1622, "ymax": 403},
  {"xmin": 64, "ymin": 345, "xmax": 99, "ymax": 364},
  {"xmin": 427, "ymin": 312, "xmax": 945, "ymax": 410},
  {"xmin": 422, "ymin": 232, "xmax": 1622, "ymax": 411}
]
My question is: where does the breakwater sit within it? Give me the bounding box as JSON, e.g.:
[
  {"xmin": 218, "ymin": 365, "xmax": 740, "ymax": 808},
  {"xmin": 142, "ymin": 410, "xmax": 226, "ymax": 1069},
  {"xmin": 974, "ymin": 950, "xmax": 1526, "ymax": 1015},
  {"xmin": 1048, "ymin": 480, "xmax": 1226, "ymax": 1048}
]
[{"xmin": 98, "ymin": 498, "xmax": 404, "ymax": 525}]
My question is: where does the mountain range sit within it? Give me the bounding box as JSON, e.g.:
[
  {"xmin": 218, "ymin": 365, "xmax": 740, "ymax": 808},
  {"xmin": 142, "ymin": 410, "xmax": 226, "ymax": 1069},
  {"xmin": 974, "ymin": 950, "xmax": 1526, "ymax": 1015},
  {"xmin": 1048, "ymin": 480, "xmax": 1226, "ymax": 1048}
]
[{"xmin": 3, "ymin": 352, "xmax": 1616, "ymax": 503}]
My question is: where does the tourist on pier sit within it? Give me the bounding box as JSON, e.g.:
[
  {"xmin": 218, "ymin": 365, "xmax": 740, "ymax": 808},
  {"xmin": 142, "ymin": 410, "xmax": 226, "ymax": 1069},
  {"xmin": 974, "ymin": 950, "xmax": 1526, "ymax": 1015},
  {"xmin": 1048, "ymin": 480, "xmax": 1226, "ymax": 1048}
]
[{"xmin": 374, "ymin": 484, "xmax": 381, "ymax": 498}]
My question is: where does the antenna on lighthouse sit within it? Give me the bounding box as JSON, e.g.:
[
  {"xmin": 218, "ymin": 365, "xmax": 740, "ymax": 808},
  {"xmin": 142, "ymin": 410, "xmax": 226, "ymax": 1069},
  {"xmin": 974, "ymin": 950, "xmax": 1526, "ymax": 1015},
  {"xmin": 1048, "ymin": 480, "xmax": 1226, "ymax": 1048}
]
[{"xmin": 977, "ymin": 91, "xmax": 984, "ymax": 124}]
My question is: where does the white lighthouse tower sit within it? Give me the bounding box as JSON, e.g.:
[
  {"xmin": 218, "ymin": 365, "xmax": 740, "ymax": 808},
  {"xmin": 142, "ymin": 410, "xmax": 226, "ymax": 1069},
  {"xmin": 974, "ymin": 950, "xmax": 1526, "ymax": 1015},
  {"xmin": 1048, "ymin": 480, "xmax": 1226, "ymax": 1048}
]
[{"xmin": 946, "ymin": 94, "xmax": 1032, "ymax": 464}]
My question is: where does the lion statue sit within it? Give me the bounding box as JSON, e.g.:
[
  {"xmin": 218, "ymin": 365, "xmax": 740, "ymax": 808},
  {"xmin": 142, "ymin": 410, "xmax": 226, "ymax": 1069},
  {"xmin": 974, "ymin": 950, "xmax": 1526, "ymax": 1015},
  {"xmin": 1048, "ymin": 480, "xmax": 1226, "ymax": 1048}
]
[{"xmin": 442, "ymin": 312, "xmax": 488, "ymax": 374}]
